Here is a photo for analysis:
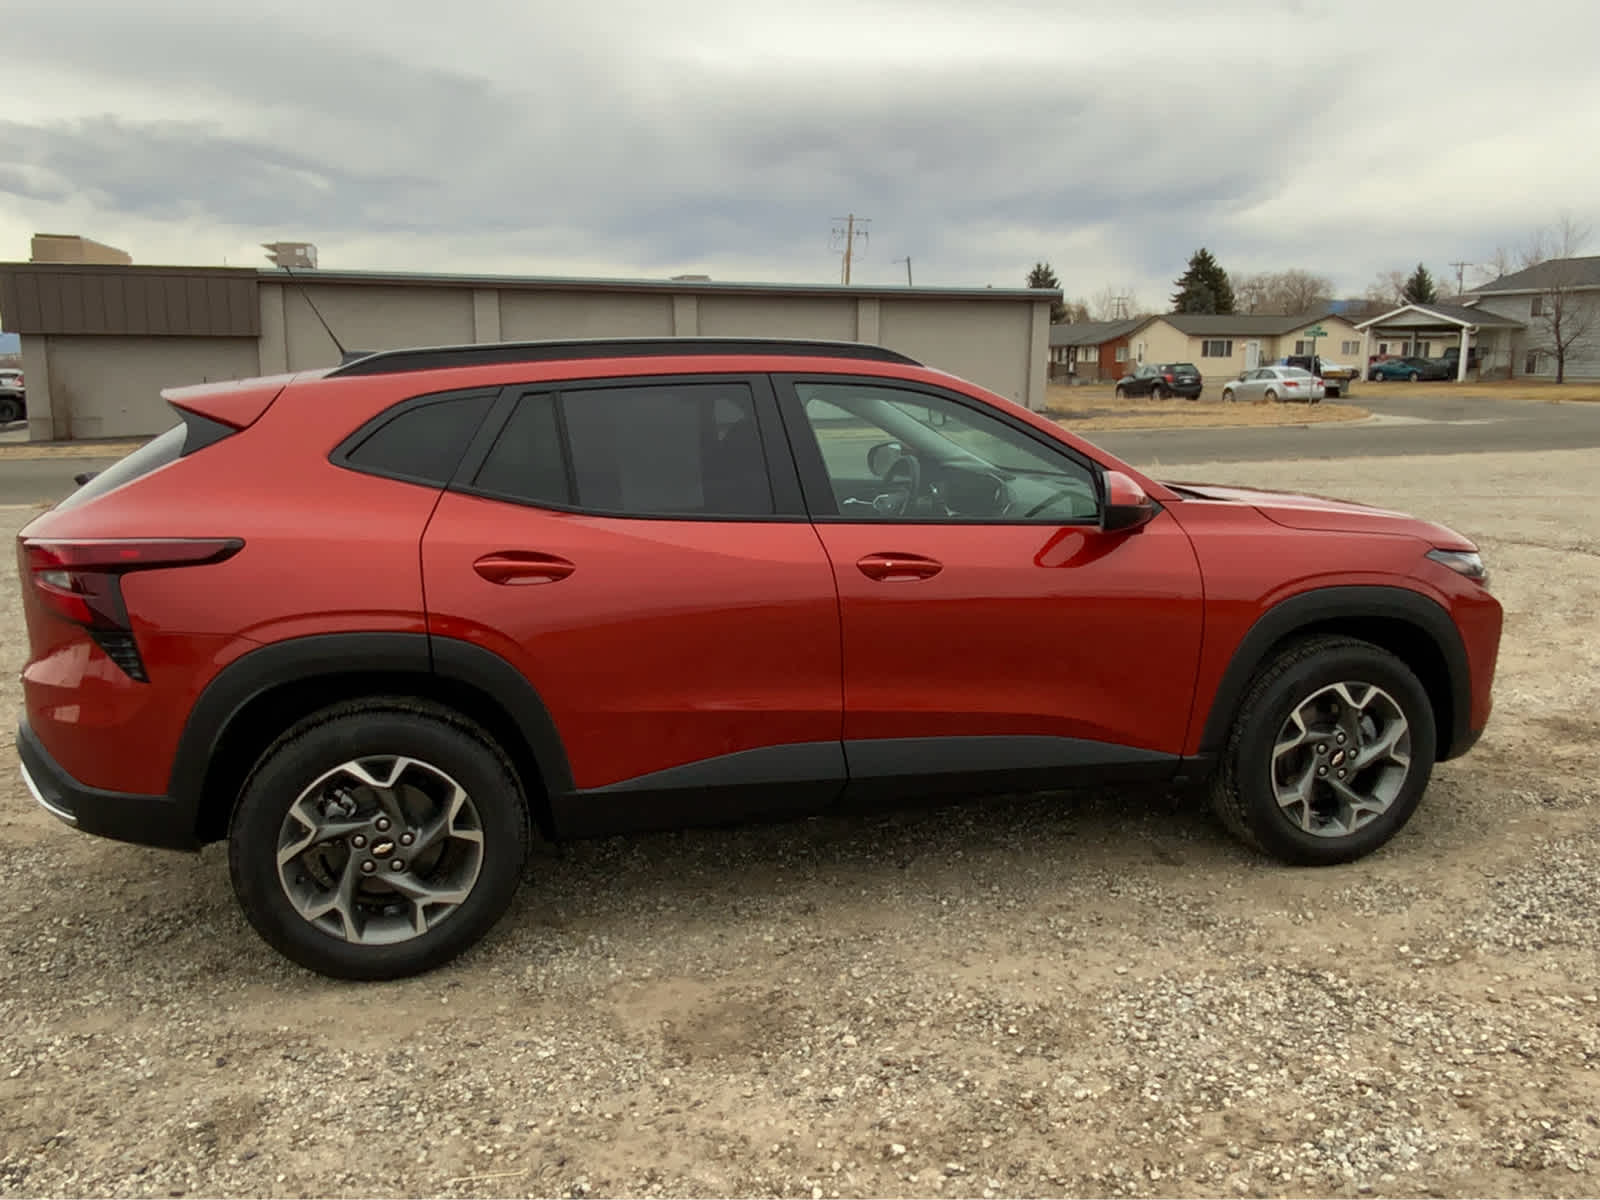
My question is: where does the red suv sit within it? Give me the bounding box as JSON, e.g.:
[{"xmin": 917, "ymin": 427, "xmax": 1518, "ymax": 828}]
[{"xmin": 15, "ymin": 338, "xmax": 1502, "ymax": 979}]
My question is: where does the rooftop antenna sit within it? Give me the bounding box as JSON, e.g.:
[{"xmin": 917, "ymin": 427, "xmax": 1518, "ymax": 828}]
[{"xmin": 278, "ymin": 264, "xmax": 364, "ymax": 364}]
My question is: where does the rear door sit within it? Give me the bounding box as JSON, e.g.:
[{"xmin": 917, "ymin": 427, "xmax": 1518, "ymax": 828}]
[{"xmin": 420, "ymin": 373, "xmax": 845, "ymax": 835}]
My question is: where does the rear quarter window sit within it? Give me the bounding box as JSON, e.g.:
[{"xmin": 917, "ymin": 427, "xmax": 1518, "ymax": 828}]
[{"xmin": 338, "ymin": 393, "xmax": 494, "ymax": 486}]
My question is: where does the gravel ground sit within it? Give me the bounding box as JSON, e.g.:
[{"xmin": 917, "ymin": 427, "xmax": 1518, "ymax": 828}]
[{"xmin": 2, "ymin": 448, "xmax": 1597, "ymax": 1199}]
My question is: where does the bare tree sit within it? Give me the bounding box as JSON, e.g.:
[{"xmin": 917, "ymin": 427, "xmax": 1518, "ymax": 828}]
[
  {"xmin": 1519, "ymin": 213, "xmax": 1596, "ymax": 383},
  {"xmin": 1364, "ymin": 268, "xmax": 1410, "ymax": 309},
  {"xmin": 1472, "ymin": 246, "xmax": 1516, "ymax": 288},
  {"xmin": 1234, "ymin": 272, "xmax": 1270, "ymax": 314},
  {"xmin": 1274, "ymin": 269, "xmax": 1335, "ymax": 314},
  {"xmin": 1061, "ymin": 298, "xmax": 1092, "ymax": 324},
  {"xmin": 1233, "ymin": 269, "xmax": 1335, "ymax": 314},
  {"xmin": 1090, "ymin": 284, "xmax": 1142, "ymax": 321}
]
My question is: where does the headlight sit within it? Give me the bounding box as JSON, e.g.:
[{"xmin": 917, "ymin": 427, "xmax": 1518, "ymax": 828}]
[{"xmin": 1427, "ymin": 548, "xmax": 1488, "ymax": 584}]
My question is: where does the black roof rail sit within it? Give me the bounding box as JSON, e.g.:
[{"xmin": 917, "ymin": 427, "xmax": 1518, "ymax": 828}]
[{"xmin": 325, "ymin": 337, "xmax": 923, "ymax": 378}]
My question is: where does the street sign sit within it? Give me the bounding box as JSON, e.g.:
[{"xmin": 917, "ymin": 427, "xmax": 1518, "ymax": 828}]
[{"xmin": 1303, "ymin": 325, "xmax": 1328, "ymax": 338}]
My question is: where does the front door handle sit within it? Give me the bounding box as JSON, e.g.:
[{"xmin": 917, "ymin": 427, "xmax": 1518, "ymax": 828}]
[
  {"xmin": 473, "ymin": 551, "xmax": 576, "ymax": 585},
  {"xmin": 855, "ymin": 552, "xmax": 943, "ymax": 581}
]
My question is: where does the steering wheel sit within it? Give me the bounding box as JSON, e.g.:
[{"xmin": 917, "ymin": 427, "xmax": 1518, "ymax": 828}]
[{"xmin": 878, "ymin": 454, "xmax": 922, "ymax": 516}]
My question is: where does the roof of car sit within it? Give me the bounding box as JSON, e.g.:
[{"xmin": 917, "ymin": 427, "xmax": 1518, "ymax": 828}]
[{"xmin": 325, "ymin": 337, "xmax": 923, "ymax": 378}]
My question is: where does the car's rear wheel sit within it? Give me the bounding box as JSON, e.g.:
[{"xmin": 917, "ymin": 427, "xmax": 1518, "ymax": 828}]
[
  {"xmin": 0, "ymin": 396, "xmax": 20, "ymax": 424},
  {"xmin": 228, "ymin": 699, "xmax": 530, "ymax": 980},
  {"xmin": 1409, "ymin": 371, "xmax": 1420, "ymax": 382},
  {"xmin": 1208, "ymin": 635, "xmax": 1436, "ymax": 865},
  {"xmin": 1151, "ymin": 385, "xmax": 1168, "ymax": 401},
  {"xmin": 1264, "ymin": 388, "xmax": 1279, "ymax": 403}
]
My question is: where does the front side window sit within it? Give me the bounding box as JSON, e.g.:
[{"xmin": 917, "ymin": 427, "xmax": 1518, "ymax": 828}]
[
  {"xmin": 790, "ymin": 381, "xmax": 1098, "ymax": 523},
  {"xmin": 473, "ymin": 381, "xmax": 774, "ymax": 517}
]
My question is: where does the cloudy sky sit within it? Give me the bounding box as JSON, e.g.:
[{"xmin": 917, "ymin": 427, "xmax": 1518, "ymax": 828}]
[{"xmin": 3, "ymin": 0, "xmax": 1596, "ymax": 308}]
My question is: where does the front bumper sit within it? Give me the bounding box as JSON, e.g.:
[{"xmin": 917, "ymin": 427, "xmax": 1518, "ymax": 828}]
[{"xmin": 17, "ymin": 719, "xmax": 199, "ymax": 851}]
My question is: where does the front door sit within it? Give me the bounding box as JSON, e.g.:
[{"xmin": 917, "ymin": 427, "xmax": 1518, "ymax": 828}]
[
  {"xmin": 421, "ymin": 374, "xmax": 844, "ymax": 835},
  {"xmin": 775, "ymin": 375, "xmax": 1205, "ymax": 794}
]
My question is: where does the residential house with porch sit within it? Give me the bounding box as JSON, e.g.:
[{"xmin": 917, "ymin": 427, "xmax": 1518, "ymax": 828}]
[
  {"xmin": 1353, "ymin": 302, "xmax": 1525, "ymax": 381},
  {"xmin": 1461, "ymin": 256, "xmax": 1600, "ymax": 379}
]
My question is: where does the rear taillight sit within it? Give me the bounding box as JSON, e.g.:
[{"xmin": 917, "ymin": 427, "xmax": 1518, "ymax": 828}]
[
  {"xmin": 1285, "ymin": 381, "xmax": 1300, "ymax": 388},
  {"xmin": 1163, "ymin": 373, "xmax": 1174, "ymax": 382},
  {"xmin": 22, "ymin": 538, "xmax": 243, "ymax": 681}
]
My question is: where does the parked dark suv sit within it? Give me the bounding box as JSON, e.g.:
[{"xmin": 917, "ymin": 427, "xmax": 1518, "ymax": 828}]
[
  {"xmin": 1113, "ymin": 362, "xmax": 1203, "ymax": 400},
  {"xmin": 16, "ymin": 338, "xmax": 1501, "ymax": 979}
]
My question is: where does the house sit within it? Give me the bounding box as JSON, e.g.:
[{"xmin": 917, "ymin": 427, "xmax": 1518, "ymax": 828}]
[
  {"xmin": 1046, "ymin": 318, "xmax": 1141, "ymax": 383},
  {"xmin": 1353, "ymin": 302, "xmax": 1525, "ymax": 380},
  {"xmin": 1128, "ymin": 310, "xmax": 1367, "ymax": 381},
  {"xmin": 1462, "ymin": 256, "xmax": 1600, "ymax": 380}
]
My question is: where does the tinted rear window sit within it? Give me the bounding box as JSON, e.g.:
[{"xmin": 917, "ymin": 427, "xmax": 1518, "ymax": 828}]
[
  {"xmin": 344, "ymin": 394, "xmax": 493, "ymax": 485},
  {"xmin": 1167, "ymin": 363, "xmax": 1199, "ymax": 373}
]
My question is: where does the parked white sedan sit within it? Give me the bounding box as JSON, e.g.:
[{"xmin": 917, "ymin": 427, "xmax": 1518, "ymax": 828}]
[{"xmin": 1221, "ymin": 366, "xmax": 1325, "ymax": 404}]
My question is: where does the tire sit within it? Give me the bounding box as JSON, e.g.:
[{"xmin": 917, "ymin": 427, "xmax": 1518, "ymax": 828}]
[
  {"xmin": 0, "ymin": 396, "xmax": 20, "ymax": 424},
  {"xmin": 1207, "ymin": 635, "xmax": 1436, "ymax": 866},
  {"xmin": 1409, "ymin": 371, "xmax": 1420, "ymax": 382},
  {"xmin": 1114, "ymin": 385, "xmax": 1127, "ymax": 400},
  {"xmin": 228, "ymin": 698, "xmax": 531, "ymax": 980},
  {"xmin": 1222, "ymin": 388, "xmax": 1235, "ymax": 403},
  {"xmin": 1151, "ymin": 386, "xmax": 1168, "ymax": 401},
  {"xmin": 1264, "ymin": 389, "xmax": 1278, "ymax": 403}
]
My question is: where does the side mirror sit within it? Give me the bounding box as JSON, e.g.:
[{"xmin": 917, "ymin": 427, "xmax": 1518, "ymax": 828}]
[
  {"xmin": 866, "ymin": 441, "xmax": 905, "ymax": 477},
  {"xmin": 1101, "ymin": 470, "xmax": 1158, "ymax": 533}
]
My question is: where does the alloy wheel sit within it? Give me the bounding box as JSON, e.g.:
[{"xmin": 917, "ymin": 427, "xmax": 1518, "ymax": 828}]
[
  {"xmin": 275, "ymin": 756, "xmax": 485, "ymax": 944},
  {"xmin": 1270, "ymin": 681, "xmax": 1412, "ymax": 838}
]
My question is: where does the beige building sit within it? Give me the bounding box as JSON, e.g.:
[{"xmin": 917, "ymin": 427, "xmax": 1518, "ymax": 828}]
[
  {"xmin": 1127, "ymin": 311, "xmax": 1367, "ymax": 381},
  {"xmin": 0, "ymin": 264, "xmax": 1056, "ymax": 441},
  {"xmin": 30, "ymin": 234, "xmax": 133, "ymax": 265}
]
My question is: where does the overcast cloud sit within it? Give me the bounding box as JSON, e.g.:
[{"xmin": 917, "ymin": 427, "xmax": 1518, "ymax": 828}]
[{"xmin": 2, "ymin": 0, "xmax": 1596, "ymax": 306}]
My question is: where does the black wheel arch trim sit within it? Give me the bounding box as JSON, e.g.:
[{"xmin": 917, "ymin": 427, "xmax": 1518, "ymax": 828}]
[
  {"xmin": 1197, "ymin": 585, "xmax": 1473, "ymax": 761},
  {"xmin": 168, "ymin": 632, "xmax": 575, "ymax": 829}
]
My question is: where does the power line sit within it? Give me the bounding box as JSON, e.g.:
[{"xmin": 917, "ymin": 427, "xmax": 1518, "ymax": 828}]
[
  {"xmin": 1449, "ymin": 260, "xmax": 1471, "ymax": 297},
  {"xmin": 829, "ymin": 215, "xmax": 870, "ymax": 284}
]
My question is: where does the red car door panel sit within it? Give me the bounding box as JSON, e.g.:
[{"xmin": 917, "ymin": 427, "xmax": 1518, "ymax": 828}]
[
  {"xmin": 775, "ymin": 375, "xmax": 1206, "ymax": 783},
  {"xmin": 814, "ymin": 513, "xmax": 1203, "ymax": 752},
  {"xmin": 423, "ymin": 492, "xmax": 843, "ymax": 792}
]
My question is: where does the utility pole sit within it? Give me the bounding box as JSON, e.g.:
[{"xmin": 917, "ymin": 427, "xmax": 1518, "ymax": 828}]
[
  {"xmin": 1449, "ymin": 260, "xmax": 1470, "ymax": 297},
  {"xmin": 830, "ymin": 215, "xmax": 870, "ymax": 284},
  {"xmin": 893, "ymin": 256, "xmax": 913, "ymax": 286},
  {"xmin": 1111, "ymin": 294, "xmax": 1131, "ymax": 320}
]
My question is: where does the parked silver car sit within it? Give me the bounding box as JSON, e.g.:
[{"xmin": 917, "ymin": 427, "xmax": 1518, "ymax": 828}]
[{"xmin": 1221, "ymin": 365, "xmax": 1324, "ymax": 404}]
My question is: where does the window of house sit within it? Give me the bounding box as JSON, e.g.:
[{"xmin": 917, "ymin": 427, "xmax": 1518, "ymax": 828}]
[
  {"xmin": 1115, "ymin": 345, "xmax": 1128, "ymax": 362},
  {"xmin": 1293, "ymin": 340, "xmax": 1309, "ymax": 356},
  {"xmin": 1532, "ymin": 296, "xmax": 1545, "ymax": 317},
  {"xmin": 472, "ymin": 381, "xmax": 775, "ymax": 517},
  {"xmin": 1417, "ymin": 341, "xmax": 1431, "ymax": 357},
  {"xmin": 1341, "ymin": 340, "xmax": 1360, "ymax": 355},
  {"xmin": 1525, "ymin": 350, "xmax": 1540, "ymax": 374},
  {"xmin": 791, "ymin": 381, "xmax": 1098, "ymax": 524},
  {"xmin": 1201, "ymin": 339, "xmax": 1233, "ymax": 357},
  {"xmin": 1377, "ymin": 342, "xmax": 1389, "ymax": 355}
]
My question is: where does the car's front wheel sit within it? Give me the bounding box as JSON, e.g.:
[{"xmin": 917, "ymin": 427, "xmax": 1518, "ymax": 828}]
[
  {"xmin": 1409, "ymin": 371, "xmax": 1420, "ymax": 382},
  {"xmin": 1221, "ymin": 388, "xmax": 1235, "ymax": 402},
  {"xmin": 1208, "ymin": 636, "xmax": 1436, "ymax": 865},
  {"xmin": 228, "ymin": 699, "xmax": 530, "ymax": 979}
]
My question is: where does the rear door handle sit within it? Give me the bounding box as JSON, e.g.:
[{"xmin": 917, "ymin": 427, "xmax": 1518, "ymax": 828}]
[
  {"xmin": 855, "ymin": 552, "xmax": 943, "ymax": 581},
  {"xmin": 473, "ymin": 551, "xmax": 576, "ymax": 585}
]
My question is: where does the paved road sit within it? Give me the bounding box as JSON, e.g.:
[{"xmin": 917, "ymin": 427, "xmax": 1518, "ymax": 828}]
[
  {"xmin": 1094, "ymin": 391, "xmax": 1600, "ymax": 466},
  {"xmin": 3, "ymin": 392, "xmax": 1598, "ymax": 507}
]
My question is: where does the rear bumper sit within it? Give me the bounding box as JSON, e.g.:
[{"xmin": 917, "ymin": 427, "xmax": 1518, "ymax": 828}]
[{"xmin": 16, "ymin": 719, "xmax": 199, "ymax": 851}]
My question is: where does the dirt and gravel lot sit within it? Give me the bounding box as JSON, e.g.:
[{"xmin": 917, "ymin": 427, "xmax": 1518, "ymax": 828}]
[{"xmin": 2, "ymin": 447, "xmax": 1598, "ymax": 1199}]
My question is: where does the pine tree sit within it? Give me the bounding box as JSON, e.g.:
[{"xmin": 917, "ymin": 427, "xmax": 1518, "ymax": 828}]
[
  {"xmin": 1402, "ymin": 263, "xmax": 1438, "ymax": 304},
  {"xmin": 1172, "ymin": 248, "xmax": 1235, "ymax": 314},
  {"xmin": 1027, "ymin": 261, "xmax": 1067, "ymax": 324}
]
